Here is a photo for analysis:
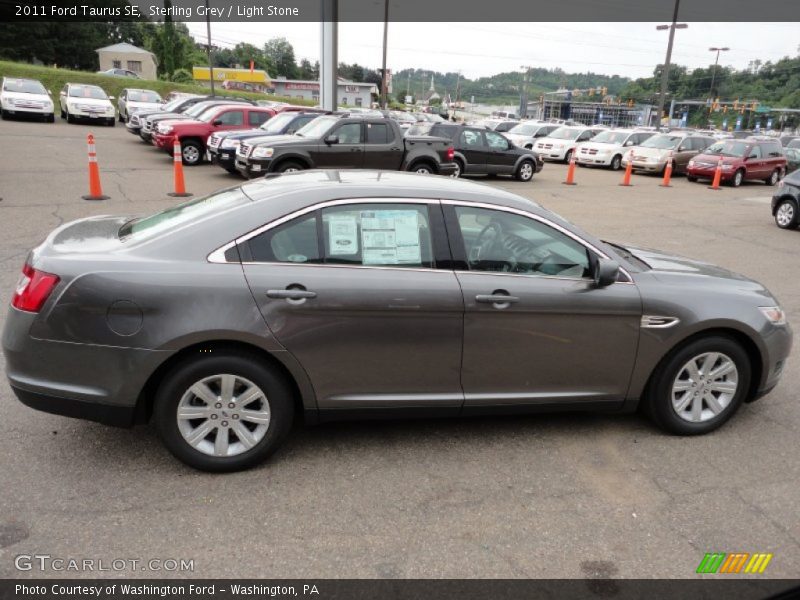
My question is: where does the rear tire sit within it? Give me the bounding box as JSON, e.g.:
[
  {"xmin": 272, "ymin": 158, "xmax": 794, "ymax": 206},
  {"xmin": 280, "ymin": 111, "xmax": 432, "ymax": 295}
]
[
  {"xmin": 66, "ymin": 110, "xmax": 75, "ymax": 124},
  {"xmin": 154, "ymin": 352, "xmax": 295, "ymax": 472},
  {"xmin": 774, "ymin": 198, "xmax": 799, "ymax": 229},
  {"xmin": 408, "ymin": 161, "xmax": 435, "ymax": 175},
  {"xmin": 765, "ymin": 169, "xmax": 780, "ymax": 186},
  {"xmin": 687, "ymin": 175, "xmax": 698, "ymax": 182},
  {"xmin": 515, "ymin": 159, "xmax": 535, "ymax": 182},
  {"xmin": 47, "ymin": 113, "xmax": 55, "ymax": 123},
  {"xmin": 643, "ymin": 335, "xmax": 750, "ymax": 436}
]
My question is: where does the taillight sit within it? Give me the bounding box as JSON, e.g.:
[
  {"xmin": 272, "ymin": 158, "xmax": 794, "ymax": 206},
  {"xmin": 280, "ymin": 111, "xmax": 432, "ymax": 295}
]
[
  {"xmin": 11, "ymin": 264, "xmax": 60, "ymax": 313},
  {"xmin": 446, "ymin": 146, "xmax": 455, "ymax": 161}
]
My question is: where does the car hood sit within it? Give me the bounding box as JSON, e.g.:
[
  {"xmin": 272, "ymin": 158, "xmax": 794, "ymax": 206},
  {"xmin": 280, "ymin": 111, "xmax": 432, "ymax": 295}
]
[
  {"xmin": 579, "ymin": 141, "xmax": 623, "ymax": 152},
  {"xmin": 631, "ymin": 146, "xmax": 673, "ymax": 159},
  {"xmin": 2, "ymin": 90, "xmax": 51, "ymax": 103},
  {"xmin": 622, "ymin": 243, "xmax": 751, "ymax": 280},
  {"xmin": 535, "ymin": 137, "xmax": 574, "ymax": 146},
  {"xmin": 505, "ymin": 133, "xmax": 532, "ymax": 143},
  {"xmin": 163, "ymin": 118, "xmax": 203, "ymax": 127},
  {"xmin": 224, "ymin": 128, "xmax": 281, "ymax": 141},
  {"xmin": 127, "ymin": 101, "xmax": 162, "ymax": 112},
  {"xmin": 67, "ymin": 97, "xmax": 111, "ymax": 107},
  {"xmin": 248, "ymin": 134, "xmax": 301, "ymax": 147}
]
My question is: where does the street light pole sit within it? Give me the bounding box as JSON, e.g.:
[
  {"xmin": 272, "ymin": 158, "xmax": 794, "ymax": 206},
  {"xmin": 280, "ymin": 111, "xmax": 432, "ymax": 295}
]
[
  {"xmin": 655, "ymin": 0, "xmax": 687, "ymax": 127},
  {"xmin": 205, "ymin": 0, "xmax": 215, "ymax": 95},
  {"xmin": 708, "ymin": 46, "xmax": 729, "ymax": 100},
  {"xmin": 380, "ymin": 0, "xmax": 389, "ymax": 109},
  {"xmin": 519, "ymin": 65, "xmax": 530, "ymax": 118}
]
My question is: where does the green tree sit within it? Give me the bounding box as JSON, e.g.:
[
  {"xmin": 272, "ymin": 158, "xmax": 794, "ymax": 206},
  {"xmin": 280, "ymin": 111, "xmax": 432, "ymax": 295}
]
[
  {"xmin": 264, "ymin": 37, "xmax": 298, "ymax": 78},
  {"xmin": 232, "ymin": 43, "xmax": 273, "ymax": 73}
]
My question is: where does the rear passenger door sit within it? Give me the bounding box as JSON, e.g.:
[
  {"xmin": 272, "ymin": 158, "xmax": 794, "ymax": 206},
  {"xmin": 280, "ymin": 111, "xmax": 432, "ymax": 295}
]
[
  {"xmin": 485, "ymin": 130, "xmax": 516, "ymax": 174},
  {"xmin": 459, "ymin": 129, "xmax": 488, "ymax": 174},
  {"xmin": 240, "ymin": 200, "xmax": 464, "ymax": 413},
  {"xmin": 363, "ymin": 121, "xmax": 402, "ymax": 170},
  {"xmin": 745, "ymin": 144, "xmax": 766, "ymax": 179},
  {"xmin": 247, "ymin": 109, "xmax": 270, "ymax": 129}
]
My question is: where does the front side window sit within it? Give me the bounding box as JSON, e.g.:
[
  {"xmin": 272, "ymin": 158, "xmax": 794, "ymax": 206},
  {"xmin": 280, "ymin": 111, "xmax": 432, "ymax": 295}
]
[
  {"xmin": 454, "ymin": 206, "xmax": 592, "ymax": 279},
  {"xmin": 216, "ymin": 110, "xmax": 244, "ymax": 126},
  {"xmin": 334, "ymin": 123, "xmax": 363, "ymax": 144}
]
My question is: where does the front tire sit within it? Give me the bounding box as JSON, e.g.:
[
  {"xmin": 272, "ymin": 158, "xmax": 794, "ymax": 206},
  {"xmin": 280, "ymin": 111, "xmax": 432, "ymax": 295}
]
[
  {"xmin": 774, "ymin": 198, "xmax": 799, "ymax": 229},
  {"xmin": 731, "ymin": 169, "xmax": 744, "ymax": 187},
  {"xmin": 154, "ymin": 353, "xmax": 295, "ymax": 472},
  {"xmin": 644, "ymin": 335, "xmax": 751, "ymax": 436},
  {"xmin": 610, "ymin": 154, "xmax": 622, "ymax": 171},
  {"xmin": 564, "ymin": 149, "xmax": 573, "ymax": 163},
  {"xmin": 515, "ymin": 159, "xmax": 535, "ymax": 182},
  {"xmin": 275, "ymin": 160, "xmax": 305, "ymax": 173},
  {"xmin": 180, "ymin": 140, "xmax": 203, "ymax": 166}
]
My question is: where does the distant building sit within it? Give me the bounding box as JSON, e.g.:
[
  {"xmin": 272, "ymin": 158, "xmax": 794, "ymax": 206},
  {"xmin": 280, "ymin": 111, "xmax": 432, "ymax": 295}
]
[
  {"xmin": 192, "ymin": 66, "xmax": 272, "ymax": 92},
  {"xmin": 422, "ymin": 75, "xmax": 440, "ymax": 105},
  {"xmin": 271, "ymin": 77, "xmax": 378, "ymax": 107},
  {"xmin": 96, "ymin": 43, "xmax": 157, "ymax": 80}
]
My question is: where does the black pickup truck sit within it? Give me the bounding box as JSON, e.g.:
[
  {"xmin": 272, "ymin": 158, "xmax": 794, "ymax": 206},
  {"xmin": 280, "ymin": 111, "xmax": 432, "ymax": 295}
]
[{"xmin": 234, "ymin": 115, "xmax": 457, "ymax": 178}]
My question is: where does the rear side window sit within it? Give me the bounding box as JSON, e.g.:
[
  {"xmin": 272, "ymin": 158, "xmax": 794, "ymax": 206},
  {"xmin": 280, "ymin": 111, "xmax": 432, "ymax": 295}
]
[
  {"xmin": 366, "ymin": 122, "xmax": 391, "ymax": 144},
  {"xmin": 247, "ymin": 216, "xmax": 321, "ymax": 264},
  {"xmin": 460, "ymin": 129, "xmax": 484, "ymax": 147},
  {"xmin": 762, "ymin": 142, "xmax": 783, "ymax": 157},
  {"xmin": 249, "ymin": 111, "xmax": 270, "ymax": 126},
  {"xmin": 749, "ymin": 145, "xmax": 762, "ymax": 159}
]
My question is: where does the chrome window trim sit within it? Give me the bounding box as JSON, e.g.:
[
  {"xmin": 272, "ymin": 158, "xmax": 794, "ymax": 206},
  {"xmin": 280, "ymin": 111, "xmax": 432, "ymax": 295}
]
[
  {"xmin": 208, "ymin": 197, "xmax": 439, "ymax": 265},
  {"xmin": 441, "ymin": 199, "xmax": 634, "ymax": 283}
]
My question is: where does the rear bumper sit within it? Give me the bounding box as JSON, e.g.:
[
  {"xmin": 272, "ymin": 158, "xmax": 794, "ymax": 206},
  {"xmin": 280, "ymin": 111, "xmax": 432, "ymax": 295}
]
[{"xmin": 11, "ymin": 386, "xmax": 135, "ymax": 427}]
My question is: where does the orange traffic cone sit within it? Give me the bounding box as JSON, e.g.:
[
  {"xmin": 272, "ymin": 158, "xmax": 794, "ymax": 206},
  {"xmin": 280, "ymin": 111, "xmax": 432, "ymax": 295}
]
[
  {"xmin": 619, "ymin": 150, "xmax": 634, "ymax": 186},
  {"xmin": 708, "ymin": 156, "xmax": 723, "ymax": 190},
  {"xmin": 168, "ymin": 138, "xmax": 192, "ymax": 198},
  {"xmin": 562, "ymin": 147, "xmax": 577, "ymax": 185},
  {"xmin": 82, "ymin": 134, "xmax": 109, "ymax": 200},
  {"xmin": 660, "ymin": 151, "xmax": 674, "ymax": 187}
]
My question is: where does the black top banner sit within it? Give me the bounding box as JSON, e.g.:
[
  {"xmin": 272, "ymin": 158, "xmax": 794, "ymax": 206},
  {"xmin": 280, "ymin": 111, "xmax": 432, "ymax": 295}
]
[{"xmin": 2, "ymin": 0, "xmax": 800, "ymax": 22}]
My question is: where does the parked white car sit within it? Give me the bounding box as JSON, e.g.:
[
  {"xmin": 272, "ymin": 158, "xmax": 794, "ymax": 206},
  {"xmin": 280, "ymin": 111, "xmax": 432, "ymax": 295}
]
[
  {"xmin": 575, "ymin": 129, "xmax": 655, "ymax": 170},
  {"xmin": 59, "ymin": 83, "xmax": 116, "ymax": 126},
  {"xmin": 533, "ymin": 126, "xmax": 602, "ymax": 162},
  {"xmin": 118, "ymin": 88, "xmax": 163, "ymax": 123},
  {"xmin": 0, "ymin": 77, "xmax": 55, "ymax": 122},
  {"xmin": 504, "ymin": 122, "xmax": 560, "ymax": 149}
]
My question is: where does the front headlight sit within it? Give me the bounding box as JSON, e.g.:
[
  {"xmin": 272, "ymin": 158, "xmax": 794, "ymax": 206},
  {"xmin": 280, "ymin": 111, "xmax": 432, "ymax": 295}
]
[
  {"xmin": 221, "ymin": 139, "xmax": 241, "ymax": 149},
  {"xmin": 159, "ymin": 125, "xmax": 173, "ymax": 134},
  {"xmin": 759, "ymin": 306, "xmax": 787, "ymax": 326},
  {"xmin": 688, "ymin": 160, "xmax": 695, "ymax": 167},
  {"xmin": 721, "ymin": 164, "xmax": 734, "ymax": 170},
  {"xmin": 252, "ymin": 147, "xmax": 274, "ymax": 159}
]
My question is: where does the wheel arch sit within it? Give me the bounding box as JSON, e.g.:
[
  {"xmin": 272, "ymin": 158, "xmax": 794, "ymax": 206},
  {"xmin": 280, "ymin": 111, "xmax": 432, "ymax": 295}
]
[
  {"xmin": 771, "ymin": 194, "xmax": 797, "ymax": 215},
  {"xmin": 407, "ymin": 157, "xmax": 438, "ymax": 173},
  {"xmin": 637, "ymin": 326, "xmax": 764, "ymax": 407},
  {"xmin": 134, "ymin": 339, "xmax": 314, "ymax": 425},
  {"xmin": 269, "ymin": 153, "xmax": 312, "ymax": 172}
]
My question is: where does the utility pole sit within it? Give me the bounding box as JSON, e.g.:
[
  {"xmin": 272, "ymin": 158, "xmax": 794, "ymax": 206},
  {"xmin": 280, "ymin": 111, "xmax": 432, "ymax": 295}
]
[
  {"xmin": 708, "ymin": 46, "xmax": 729, "ymax": 100},
  {"xmin": 655, "ymin": 0, "xmax": 687, "ymax": 127},
  {"xmin": 205, "ymin": 0, "xmax": 215, "ymax": 95},
  {"xmin": 519, "ymin": 65, "xmax": 530, "ymax": 118},
  {"xmin": 380, "ymin": 0, "xmax": 389, "ymax": 109}
]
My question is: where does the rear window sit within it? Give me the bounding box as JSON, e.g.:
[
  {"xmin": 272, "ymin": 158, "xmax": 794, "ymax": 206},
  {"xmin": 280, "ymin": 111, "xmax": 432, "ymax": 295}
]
[{"xmin": 119, "ymin": 188, "xmax": 250, "ymax": 240}]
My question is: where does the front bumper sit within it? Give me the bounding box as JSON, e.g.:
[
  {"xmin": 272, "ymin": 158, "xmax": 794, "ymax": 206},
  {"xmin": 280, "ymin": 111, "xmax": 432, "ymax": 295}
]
[
  {"xmin": 576, "ymin": 154, "xmax": 612, "ymax": 166},
  {"xmin": 209, "ymin": 147, "xmax": 238, "ymax": 170},
  {"xmin": 236, "ymin": 157, "xmax": 271, "ymax": 178},
  {"xmin": 535, "ymin": 148, "xmax": 569, "ymax": 161},
  {"xmin": 623, "ymin": 159, "xmax": 666, "ymax": 172},
  {"xmin": 153, "ymin": 133, "xmax": 174, "ymax": 149},
  {"xmin": 126, "ymin": 121, "xmax": 142, "ymax": 134},
  {"xmin": 2, "ymin": 103, "xmax": 54, "ymax": 116},
  {"xmin": 687, "ymin": 166, "xmax": 733, "ymax": 181},
  {"xmin": 753, "ymin": 322, "xmax": 793, "ymax": 401}
]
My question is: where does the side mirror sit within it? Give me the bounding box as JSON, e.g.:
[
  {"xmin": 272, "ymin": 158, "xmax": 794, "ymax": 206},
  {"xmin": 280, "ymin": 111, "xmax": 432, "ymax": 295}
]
[
  {"xmin": 507, "ymin": 141, "xmax": 514, "ymax": 150},
  {"xmin": 593, "ymin": 258, "xmax": 620, "ymax": 287},
  {"xmin": 212, "ymin": 119, "xmax": 223, "ymax": 126},
  {"xmin": 108, "ymin": 96, "xmax": 115, "ymax": 100},
  {"xmin": 677, "ymin": 145, "xmax": 686, "ymax": 151},
  {"xmin": 325, "ymin": 134, "xmax": 339, "ymax": 144},
  {"xmin": 748, "ymin": 153, "xmax": 758, "ymax": 159},
  {"xmin": 287, "ymin": 129, "xmax": 296, "ymax": 135}
]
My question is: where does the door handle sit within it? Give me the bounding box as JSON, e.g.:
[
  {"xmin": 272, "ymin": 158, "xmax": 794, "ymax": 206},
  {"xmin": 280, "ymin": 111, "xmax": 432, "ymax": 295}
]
[
  {"xmin": 476, "ymin": 294, "xmax": 519, "ymax": 304},
  {"xmin": 350, "ymin": 147, "xmax": 363, "ymax": 152},
  {"xmin": 266, "ymin": 289, "xmax": 317, "ymax": 300}
]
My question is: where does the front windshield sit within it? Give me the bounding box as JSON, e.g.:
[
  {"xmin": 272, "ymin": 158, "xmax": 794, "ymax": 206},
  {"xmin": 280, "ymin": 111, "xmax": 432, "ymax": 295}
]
[
  {"xmin": 641, "ymin": 135, "xmax": 682, "ymax": 149},
  {"xmin": 185, "ymin": 102, "xmax": 218, "ymax": 117},
  {"xmin": 128, "ymin": 90, "xmax": 161, "ymax": 103},
  {"xmin": 704, "ymin": 141, "xmax": 749, "ymax": 157},
  {"xmin": 260, "ymin": 112, "xmax": 296, "ymax": 132},
  {"xmin": 68, "ymin": 85, "xmax": 107, "ymax": 100},
  {"xmin": 548, "ymin": 127, "xmax": 581, "ymax": 140},
  {"xmin": 3, "ymin": 79, "xmax": 47, "ymax": 94},
  {"xmin": 296, "ymin": 116, "xmax": 339, "ymax": 138},
  {"xmin": 198, "ymin": 106, "xmax": 227, "ymax": 123},
  {"xmin": 591, "ymin": 131, "xmax": 629, "ymax": 144},
  {"xmin": 119, "ymin": 188, "xmax": 250, "ymax": 240},
  {"xmin": 509, "ymin": 123, "xmax": 537, "ymax": 135},
  {"xmin": 161, "ymin": 98, "xmax": 184, "ymax": 112}
]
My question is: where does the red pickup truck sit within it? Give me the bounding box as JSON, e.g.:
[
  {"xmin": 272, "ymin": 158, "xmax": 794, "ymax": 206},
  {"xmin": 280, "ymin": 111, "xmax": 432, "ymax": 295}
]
[{"xmin": 153, "ymin": 104, "xmax": 275, "ymax": 165}]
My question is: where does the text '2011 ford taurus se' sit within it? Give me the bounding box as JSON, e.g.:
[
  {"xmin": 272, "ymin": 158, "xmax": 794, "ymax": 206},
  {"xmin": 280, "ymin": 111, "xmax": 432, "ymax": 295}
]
[{"xmin": 2, "ymin": 171, "xmax": 792, "ymax": 471}]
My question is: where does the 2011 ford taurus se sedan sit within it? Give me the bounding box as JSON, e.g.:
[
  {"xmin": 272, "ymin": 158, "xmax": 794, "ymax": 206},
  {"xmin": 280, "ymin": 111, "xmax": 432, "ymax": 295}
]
[{"xmin": 2, "ymin": 171, "xmax": 792, "ymax": 471}]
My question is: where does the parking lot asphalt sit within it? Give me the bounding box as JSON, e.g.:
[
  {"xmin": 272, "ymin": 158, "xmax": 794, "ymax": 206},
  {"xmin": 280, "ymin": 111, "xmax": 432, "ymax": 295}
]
[{"xmin": 0, "ymin": 117, "xmax": 798, "ymax": 579}]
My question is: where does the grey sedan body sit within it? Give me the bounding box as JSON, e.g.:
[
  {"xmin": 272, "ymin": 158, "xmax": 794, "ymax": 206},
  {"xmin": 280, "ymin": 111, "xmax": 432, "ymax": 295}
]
[{"xmin": 2, "ymin": 170, "xmax": 792, "ymax": 471}]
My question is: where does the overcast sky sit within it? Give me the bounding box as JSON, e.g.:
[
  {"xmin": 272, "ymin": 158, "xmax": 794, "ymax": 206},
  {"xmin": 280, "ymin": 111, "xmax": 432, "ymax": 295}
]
[{"xmin": 186, "ymin": 22, "xmax": 800, "ymax": 80}]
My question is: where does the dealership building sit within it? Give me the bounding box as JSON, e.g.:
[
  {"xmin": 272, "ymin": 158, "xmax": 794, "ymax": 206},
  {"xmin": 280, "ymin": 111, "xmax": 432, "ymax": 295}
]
[{"xmin": 271, "ymin": 77, "xmax": 378, "ymax": 107}]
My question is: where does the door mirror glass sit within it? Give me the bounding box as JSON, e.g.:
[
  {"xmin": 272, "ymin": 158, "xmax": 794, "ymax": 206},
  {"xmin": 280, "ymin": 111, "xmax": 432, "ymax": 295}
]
[
  {"xmin": 593, "ymin": 258, "xmax": 620, "ymax": 287},
  {"xmin": 212, "ymin": 119, "xmax": 223, "ymax": 126},
  {"xmin": 748, "ymin": 153, "xmax": 758, "ymax": 159},
  {"xmin": 325, "ymin": 134, "xmax": 339, "ymax": 144}
]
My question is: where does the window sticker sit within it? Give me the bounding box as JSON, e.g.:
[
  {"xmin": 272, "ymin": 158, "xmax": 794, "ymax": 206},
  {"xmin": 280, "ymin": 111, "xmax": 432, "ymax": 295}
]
[
  {"xmin": 360, "ymin": 210, "xmax": 421, "ymax": 265},
  {"xmin": 328, "ymin": 215, "xmax": 359, "ymax": 256}
]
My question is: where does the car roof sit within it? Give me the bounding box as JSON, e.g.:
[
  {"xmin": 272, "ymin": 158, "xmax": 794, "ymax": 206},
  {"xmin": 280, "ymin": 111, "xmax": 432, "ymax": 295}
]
[{"xmin": 239, "ymin": 169, "xmax": 540, "ymax": 212}]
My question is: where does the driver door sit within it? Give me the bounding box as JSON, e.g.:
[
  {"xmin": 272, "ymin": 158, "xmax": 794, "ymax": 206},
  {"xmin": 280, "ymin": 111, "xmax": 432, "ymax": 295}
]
[{"xmin": 443, "ymin": 203, "xmax": 642, "ymax": 410}]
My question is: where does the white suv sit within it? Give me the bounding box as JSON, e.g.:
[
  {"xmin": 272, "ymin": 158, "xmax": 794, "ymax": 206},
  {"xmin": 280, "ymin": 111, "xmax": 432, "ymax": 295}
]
[
  {"xmin": 118, "ymin": 88, "xmax": 163, "ymax": 123},
  {"xmin": 0, "ymin": 77, "xmax": 55, "ymax": 122},
  {"xmin": 533, "ymin": 126, "xmax": 602, "ymax": 162},
  {"xmin": 575, "ymin": 129, "xmax": 655, "ymax": 170},
  {"xmin": 59, "ymin": 83, "xmax": 116, "ymax": 126}
]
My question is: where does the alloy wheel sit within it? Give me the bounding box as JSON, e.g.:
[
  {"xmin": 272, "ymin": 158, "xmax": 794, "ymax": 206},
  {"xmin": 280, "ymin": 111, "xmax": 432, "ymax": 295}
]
[
  {"xmin": 176, "ymin": 374, "xmax": 271, "ymax": 457},
  {"xmin": 182, "ymin": 145, "xmax": 200, "ymax": 164},
  {"xmin": 671, "ymin": 352, "xmax": 738, "ymax": 423},
  {"xmin": 518, "ymin": 162, "xmax": 533, "ymax": 181},
  {"xmin": 776, "ymin": 202, "xmax": 795, "ymax": 228}
]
